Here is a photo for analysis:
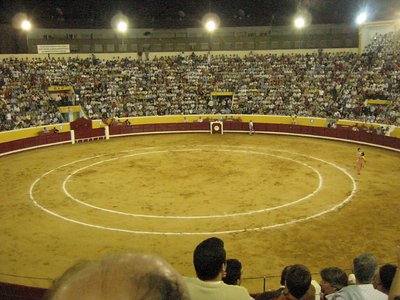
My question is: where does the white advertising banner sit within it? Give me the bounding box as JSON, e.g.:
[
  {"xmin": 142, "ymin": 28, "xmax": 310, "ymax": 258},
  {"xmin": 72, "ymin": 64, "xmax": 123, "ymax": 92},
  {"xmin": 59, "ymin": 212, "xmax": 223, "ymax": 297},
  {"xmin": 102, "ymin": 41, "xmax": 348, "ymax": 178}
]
[{"xmin": 37, "ymin": 44, "xmax": 70, "ymax": 54}]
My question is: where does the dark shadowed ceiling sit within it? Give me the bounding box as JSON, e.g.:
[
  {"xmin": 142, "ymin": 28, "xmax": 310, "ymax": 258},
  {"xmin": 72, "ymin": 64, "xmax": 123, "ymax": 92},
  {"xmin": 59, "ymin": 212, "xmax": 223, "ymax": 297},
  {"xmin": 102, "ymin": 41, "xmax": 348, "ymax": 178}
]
[{"xmin": 1, "ymin": 0, "xmax": 399, "ymax": 28}]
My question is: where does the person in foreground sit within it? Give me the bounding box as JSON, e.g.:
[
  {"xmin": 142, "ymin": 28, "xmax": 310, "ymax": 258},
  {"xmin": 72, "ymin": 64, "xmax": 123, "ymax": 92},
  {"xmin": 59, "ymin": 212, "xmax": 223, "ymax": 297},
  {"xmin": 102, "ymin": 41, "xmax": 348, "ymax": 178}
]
[
  {"xmin": 279, "ymin": 264, "xmax": 312, "ymax": 300},
  {"xmin": 328, "ymin": 253, "xmax": 387, "ymax": 299},
  {"xmin": 184, "ymin": 237, "xmax": 254, "ymax": 299},
  {"xmin": 223, "ymin": 258, "xmax": 243, "ymax": 285},
  {"xmin": 374, "ymin": 264, "xmax": 397, "ymax": 295},
  {"xmin": 44, "ymin": 253, "xmax": 190, "ymax": 300},
  {"xmin": 389, "ymin": 246, "xmax": 400, "ymax": 300},
  {"xmin": 319, "ymin": 267, "xmax": 348, "ymax": 299}
]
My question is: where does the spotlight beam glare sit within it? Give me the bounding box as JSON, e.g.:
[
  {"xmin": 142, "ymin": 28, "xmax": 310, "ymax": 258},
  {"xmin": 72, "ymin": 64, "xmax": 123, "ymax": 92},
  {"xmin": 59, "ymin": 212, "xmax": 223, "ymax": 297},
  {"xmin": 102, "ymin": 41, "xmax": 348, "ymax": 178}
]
[
  {"xmin": 206, "ymin": 20, "xmax": 216, "ymax": 32},
  {"xmin": 21, "ymin": 20, "xmax": 32, "ymax": 31},
  {"xmin": 117, "ymin": 21, "xmax": 128, "ymax": 33},
  {"xmin": 356, "ymin": 12, "xmax": 368, "ymax": 25},
  {"xmin": 294, "ymin": 17, "xmax": 305, "ymax": 29}
]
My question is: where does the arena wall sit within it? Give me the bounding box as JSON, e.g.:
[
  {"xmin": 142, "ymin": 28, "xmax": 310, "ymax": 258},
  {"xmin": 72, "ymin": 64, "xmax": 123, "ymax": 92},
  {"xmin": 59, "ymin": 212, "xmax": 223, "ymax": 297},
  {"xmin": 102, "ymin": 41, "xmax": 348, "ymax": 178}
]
[
  {"xmin": 92, "ymin": 115, "xmax": 327, "ymax": 128},
  {"xmin": 90, "ymin": 115, "xmax": 400, "ymax": 137},
  {"xmin": 1, "ymin": 116, "xmax": 399, "ymax": 155},
  {"xmin": 0, "ymin": 123, "xmax": 70, "ymax": 143}
]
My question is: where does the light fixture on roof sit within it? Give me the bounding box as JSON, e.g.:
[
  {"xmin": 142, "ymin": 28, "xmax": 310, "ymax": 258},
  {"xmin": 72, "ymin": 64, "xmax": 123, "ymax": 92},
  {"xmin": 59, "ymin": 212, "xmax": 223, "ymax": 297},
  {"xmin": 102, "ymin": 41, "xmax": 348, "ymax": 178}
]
[
  {"xmin": 111, "ymin": 12, "xmax": 129, "ymax": 33},
  {"xmin": 117, "ymin": 20, "xmax": 128, "ymax": 33},
  {"xmin": 205, "ymin": 20, "xmax": 217, "ymax": 32},
  {"xmin": 294, "ymin": 17, "xmax": 305, "ymax": 29},
  {"xmin": 21, "ymin": 19, "xmax": 32, "ymax": 31},
  {"xmin": 111, "ymin": 12, "xmax": 130, "ymax": 52},
  {"xmin": 356, "ymin": 12, "xmax": 368, "ymax": 25},
  {"xmin": 202, "ymin": 13, "xmax": 220, "ymax": 33}
]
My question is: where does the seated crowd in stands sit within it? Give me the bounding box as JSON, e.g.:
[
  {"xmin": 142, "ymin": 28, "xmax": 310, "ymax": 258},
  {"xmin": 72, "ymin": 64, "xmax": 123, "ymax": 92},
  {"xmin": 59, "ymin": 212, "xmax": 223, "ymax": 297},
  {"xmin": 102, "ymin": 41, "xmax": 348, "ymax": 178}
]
[
  {"xmin": 44, "ymin": 237, "xmax": 400, "ymax": 300},
  {"xmin": 0, "ymin": 31, "xmax": 399, "ymax": 132}
]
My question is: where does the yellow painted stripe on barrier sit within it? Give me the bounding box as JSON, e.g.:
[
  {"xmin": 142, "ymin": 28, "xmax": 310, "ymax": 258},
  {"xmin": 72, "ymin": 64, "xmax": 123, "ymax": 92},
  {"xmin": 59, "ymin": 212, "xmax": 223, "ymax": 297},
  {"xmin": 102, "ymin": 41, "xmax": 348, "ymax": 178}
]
[
  {"xmin": 58, "ymin": 106, "xmax": 82, "ymax": 113},
  {"xmin": 210, "ymin": 92, "xmax": 234, "ymax": 96},
  {"xmin": 0, "ymin": 124, "xmax": 70, "ymax": 143},
  {"xmin": 1, "ymin": 116, "xmax": 399, "ymax": 142},
  {"xmin": 48, "ymin": 86, "xmax": 72, "ymax": 92},
  {"xmin": 365, "ymin": 99, "xmax": 391, "ymax": 105}
]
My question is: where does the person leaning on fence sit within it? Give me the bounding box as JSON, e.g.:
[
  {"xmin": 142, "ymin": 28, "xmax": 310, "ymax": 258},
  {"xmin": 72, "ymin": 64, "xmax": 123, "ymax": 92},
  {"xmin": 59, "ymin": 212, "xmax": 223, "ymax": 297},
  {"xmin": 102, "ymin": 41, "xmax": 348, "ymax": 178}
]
[
  {"xmin": 184, "ymin": 237, "xmax": 254, "ymax": 300},
  {"xmin": 43, "ymin": 253, "xmax": 190, "ymax": 300}
]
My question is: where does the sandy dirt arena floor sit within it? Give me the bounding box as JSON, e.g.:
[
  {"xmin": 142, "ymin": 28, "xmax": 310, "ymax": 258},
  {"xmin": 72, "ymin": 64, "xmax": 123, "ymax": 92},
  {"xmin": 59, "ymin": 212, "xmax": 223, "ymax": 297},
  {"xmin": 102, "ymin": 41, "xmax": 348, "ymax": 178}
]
[{"xmin": 0, "ymin": 133, "xmax": 399, "ymax": 293}]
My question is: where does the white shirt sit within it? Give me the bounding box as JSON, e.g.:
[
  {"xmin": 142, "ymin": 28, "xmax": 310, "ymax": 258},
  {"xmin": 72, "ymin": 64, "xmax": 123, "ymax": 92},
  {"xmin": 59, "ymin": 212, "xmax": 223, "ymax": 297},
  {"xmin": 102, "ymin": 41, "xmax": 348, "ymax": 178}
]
[
  {"xmin": 330, "ymin": 284, "xmax": 387, "ymax": 300},
  {"xmin": 184, "ymin": 277, "xmax": 253, "ymax": 300}
]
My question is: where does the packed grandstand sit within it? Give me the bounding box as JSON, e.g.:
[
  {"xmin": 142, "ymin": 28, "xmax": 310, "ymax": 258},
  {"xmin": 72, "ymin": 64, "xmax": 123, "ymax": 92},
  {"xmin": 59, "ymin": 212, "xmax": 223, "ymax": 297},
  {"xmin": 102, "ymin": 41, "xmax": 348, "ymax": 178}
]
[{"xmin": 0, "ymin": 30, "xmax": 399, "ymax": 133}]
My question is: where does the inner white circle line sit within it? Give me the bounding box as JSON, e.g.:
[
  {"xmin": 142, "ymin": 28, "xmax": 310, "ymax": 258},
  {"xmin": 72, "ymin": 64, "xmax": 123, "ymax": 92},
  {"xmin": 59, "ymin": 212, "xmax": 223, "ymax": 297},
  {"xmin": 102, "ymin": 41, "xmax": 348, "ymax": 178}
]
[{"xmin": 61, "ymin": 149, "xmax": 322, "ymax": 219}]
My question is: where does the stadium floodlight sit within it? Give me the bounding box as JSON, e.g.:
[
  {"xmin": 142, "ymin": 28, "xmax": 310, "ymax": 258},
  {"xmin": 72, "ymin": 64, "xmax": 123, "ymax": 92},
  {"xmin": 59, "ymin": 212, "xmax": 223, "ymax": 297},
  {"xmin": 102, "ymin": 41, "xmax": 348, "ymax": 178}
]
[
  {"xmin": 117, "ymin": 20, "xmax": 128, "ymax": 33},
  {"xmin": 294, "ymin": 17, "xmax": 305, "ymax": 29},
  {"xmin": 202, "ymin": 13, "xmax": 220, "ymax": 51},
  {"xmin": 205, "ymin": 20, "xmax": 217, "ymax": 32},
  {"xmin": 111, "ymin": 12, "xmax": 129, "ymax": 32},
  {"xmin": 112, "ymin": 13, "xmax": 129, "ymax": 52},
  {"xmin": 21, "ymin": 20, "xmax": 32, "ymax": 31},
  {"xmin": 20, "ymin": 19, "xmax": 32, "ymax": 53},
  {"xmin": 202, "ymin": 13, "xmax": 220, "ymax": 33},
  {"xmin": 356, "ymin": 12, "xmax": 368, "ymax": 25}
]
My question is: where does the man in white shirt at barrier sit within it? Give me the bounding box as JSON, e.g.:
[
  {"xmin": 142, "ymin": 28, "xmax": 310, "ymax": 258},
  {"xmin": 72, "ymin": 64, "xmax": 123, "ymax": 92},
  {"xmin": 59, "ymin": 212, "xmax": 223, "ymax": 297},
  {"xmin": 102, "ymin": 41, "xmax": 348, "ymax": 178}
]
[
  {"xmin": 184, "ymin": 237, "xmax": 253, "ymax": 300},
  {"xmin": 249, "ymin": 120, "xmax": 254, "ymax": 135}
]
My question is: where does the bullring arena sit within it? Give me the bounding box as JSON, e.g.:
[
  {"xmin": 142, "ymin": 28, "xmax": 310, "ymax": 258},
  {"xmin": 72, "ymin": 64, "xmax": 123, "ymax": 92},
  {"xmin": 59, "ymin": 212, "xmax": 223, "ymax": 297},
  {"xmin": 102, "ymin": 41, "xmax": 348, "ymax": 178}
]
[
  {"xmin": 1, "ymin": 17, "xmax": 400, "ymax": 298},
  {"xmin": 0, "ymin": 119, "xmax": 399, "ymax": 297}
]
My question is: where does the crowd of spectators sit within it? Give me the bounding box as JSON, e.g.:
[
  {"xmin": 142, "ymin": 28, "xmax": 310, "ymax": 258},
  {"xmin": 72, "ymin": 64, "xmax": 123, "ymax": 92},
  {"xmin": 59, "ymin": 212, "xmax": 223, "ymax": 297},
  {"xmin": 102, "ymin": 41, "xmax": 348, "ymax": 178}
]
[
  {"xmin": 0, "ymin": 31, "xmax": 399, "ymax": 132},
  {"xmin": 0, "ymin": 59, "xmax": 64, "ymax": 131},
  {"xmin": 44, "ymin": 237, "xmax": 400, "ymax": 300}
]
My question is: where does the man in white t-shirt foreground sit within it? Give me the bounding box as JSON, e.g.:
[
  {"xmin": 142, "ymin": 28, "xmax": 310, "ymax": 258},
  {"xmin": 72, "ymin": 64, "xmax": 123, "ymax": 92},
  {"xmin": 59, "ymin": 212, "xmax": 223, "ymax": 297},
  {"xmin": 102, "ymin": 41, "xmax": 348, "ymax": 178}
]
[{"xmin": 184, "ymin": 237, "xmax": 253, "ymax": 300}]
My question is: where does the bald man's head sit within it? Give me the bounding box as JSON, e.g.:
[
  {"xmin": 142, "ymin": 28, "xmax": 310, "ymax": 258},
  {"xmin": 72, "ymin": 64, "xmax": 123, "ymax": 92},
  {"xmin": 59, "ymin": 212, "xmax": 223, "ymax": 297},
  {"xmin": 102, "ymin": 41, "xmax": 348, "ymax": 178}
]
[{"xmin": 45, "ymin": 253, "xmax": 190, "ymax": 300}]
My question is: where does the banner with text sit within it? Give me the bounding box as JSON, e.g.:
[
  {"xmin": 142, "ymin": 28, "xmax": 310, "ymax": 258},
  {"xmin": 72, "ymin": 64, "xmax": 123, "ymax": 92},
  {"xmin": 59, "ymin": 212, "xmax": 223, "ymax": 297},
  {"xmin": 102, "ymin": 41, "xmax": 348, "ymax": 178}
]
[{"xmin": 37, "ymin": 44, "xmax": 70, "ymax": 54}]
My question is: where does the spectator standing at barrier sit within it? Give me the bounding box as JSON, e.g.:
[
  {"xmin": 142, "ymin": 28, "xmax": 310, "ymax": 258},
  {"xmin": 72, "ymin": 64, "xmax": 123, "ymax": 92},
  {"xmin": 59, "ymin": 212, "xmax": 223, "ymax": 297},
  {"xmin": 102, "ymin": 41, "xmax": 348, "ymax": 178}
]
[
  {"xmin": 44, "ymin": 253, "xmax": 190, "ymax": 300},
  {"xmin": 330, "ymin": 253, "xmax": 387, "ymax": 299},
  {"xmin": 249, "ymin": 120, "xmax": 254, "ymax": 135},
  {"xmin": 184, "ymin": 237, "xmax": 253, "ymax": 300},
  {"xmin": 223, "ymin": 258, "xmax": 243, "ymax": 285},
  {"xmin": 319, "ymin": 267, "xmax": 348, "ymax": 299}
]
